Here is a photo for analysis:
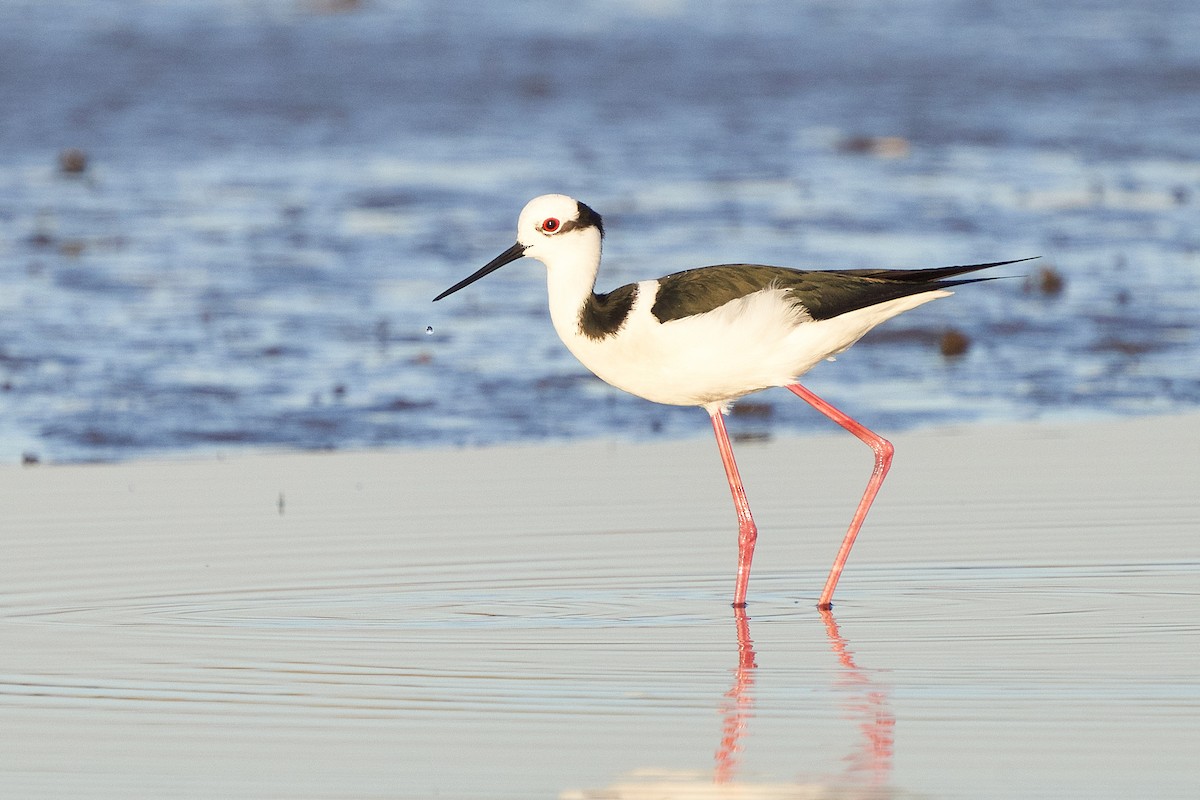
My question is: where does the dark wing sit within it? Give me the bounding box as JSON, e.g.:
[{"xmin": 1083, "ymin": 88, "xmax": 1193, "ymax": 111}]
[
  {"xmin": 650, "ymin": 265, "xmax": 806, "ymax": 322},
  {"xmin": 649, "ymin": 258, "xmax": 1033, "ymax": 323}
]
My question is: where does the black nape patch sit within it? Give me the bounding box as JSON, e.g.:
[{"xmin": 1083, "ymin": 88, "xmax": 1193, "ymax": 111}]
[
  {"xmin": 571, "ymin": 200, "xmax": 604, "ymax": 238},
  {"xmin": 579, "ymin": 282, "xmax": 637, "ymax": 340}
]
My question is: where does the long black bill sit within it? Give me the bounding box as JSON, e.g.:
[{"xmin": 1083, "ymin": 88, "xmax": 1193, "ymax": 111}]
[{"xmin": 432, "ymin": 242, "xmax": 528, "ymax": 302}]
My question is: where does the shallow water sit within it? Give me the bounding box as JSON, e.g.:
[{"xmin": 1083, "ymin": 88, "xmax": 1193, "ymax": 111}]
[
  {"xmin": 14, "ymin": 568, "xmax": 1195, "ymax": 800},
  {"xmin": 2, "ymin": 0, "xmax": 1200, "ymax": 463},
  {"xmin": 3, "ymin": 418, "xmax": 1197, "ymax": 797},
  {"xmin": 5, "ymin": 541, "xmax": 1197, "ymax": 798}
]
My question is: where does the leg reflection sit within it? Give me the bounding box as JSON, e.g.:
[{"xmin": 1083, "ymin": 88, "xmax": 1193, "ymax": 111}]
[
  {"xmin": 714, "ymin": 608, "xmax": 895, "ymax": 790},
  {"xmin": 714, "ymin": 606, "xmax": 757, "ymax": 783},
  {"xmin": 563, "ymin": 609, "xmax": 898, "ymax": 798},
  {"xmin": 820, "ymin": 608, "xmax": 895, "ymax": 787}
]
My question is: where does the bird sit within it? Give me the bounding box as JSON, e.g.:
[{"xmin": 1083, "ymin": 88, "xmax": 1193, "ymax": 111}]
[{"xmin": 434, "ymin": 194, "xmax": 1027, "ymax": 609}]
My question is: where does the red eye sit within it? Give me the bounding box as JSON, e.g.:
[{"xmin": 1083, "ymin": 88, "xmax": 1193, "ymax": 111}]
[{"xmin": 542, "ymin": 217, "xmax": 560, "ymax": 233}]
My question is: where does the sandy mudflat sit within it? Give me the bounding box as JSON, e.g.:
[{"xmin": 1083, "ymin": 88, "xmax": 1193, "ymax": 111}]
[{"xmin": 2, "ymin": 413, "xmax": 1198, "ymax": 799}]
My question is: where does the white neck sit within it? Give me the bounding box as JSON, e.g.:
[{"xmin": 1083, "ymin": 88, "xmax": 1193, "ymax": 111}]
[{"xmin": 541, "ymin": 231, "xmax": 603, "ymax": 343}]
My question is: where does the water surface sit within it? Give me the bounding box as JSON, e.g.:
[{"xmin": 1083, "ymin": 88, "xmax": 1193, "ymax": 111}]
[{"xmin": 2, "ymin": 0, "xmax": 1199, "ymax": 462}]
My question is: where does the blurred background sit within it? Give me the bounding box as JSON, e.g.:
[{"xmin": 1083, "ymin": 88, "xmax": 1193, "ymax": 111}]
[{"xmin": 1, "ymin": 0, "xmax": 1197, "ymax": 463}]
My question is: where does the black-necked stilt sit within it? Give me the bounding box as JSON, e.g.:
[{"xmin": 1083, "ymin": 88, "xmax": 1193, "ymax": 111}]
[{"xmin": 434, "ymin": 194, "xmax": 1027, "ymax": 609}]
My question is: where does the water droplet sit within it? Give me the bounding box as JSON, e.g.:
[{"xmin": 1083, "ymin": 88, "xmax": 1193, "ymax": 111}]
[{"xmin": 425, "ymin": 325, "xmax": 434, "ymax": 335}]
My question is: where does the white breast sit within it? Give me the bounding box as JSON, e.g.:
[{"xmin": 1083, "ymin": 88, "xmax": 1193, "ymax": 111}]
[{"xmin": 550, "ymin": 282, "xmax": 952, "ymax": 412}]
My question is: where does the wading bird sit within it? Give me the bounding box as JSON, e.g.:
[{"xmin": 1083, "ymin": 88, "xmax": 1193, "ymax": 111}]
[{"xmin": 435, "ymin": 194, "xmax": 1023, "ymax": 608}]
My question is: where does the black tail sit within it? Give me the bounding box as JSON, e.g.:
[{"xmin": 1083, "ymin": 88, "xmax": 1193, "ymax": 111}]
[
  {"xmin": 794, "ymin": 257, "xmax": 1035, "ymax": 321},
  {"xmin": 837, "ymin": 257, "xmax": 1038, "ymax": 284}
]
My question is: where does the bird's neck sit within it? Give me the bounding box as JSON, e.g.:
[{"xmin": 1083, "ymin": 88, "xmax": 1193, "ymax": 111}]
[{"xmin": 545, "ymin": 242, "xmax": 603, "ymax": 342}]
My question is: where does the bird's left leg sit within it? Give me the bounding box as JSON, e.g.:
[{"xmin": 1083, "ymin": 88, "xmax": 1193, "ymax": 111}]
[
  {"xmin": 709, "ymin": 410, "xmax": 757, "ymax": 608},
  {"xmin": 787, "ymin": 383, "xmax": 894, "ymax": 609}
]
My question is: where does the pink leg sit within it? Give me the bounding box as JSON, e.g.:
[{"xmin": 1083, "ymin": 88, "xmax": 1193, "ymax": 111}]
[
  {"xmin": 787, "ymin": 383, "xmax": 894, "ymax": 610},
  {"xmin": 709, "ymin": 411, "xmax": 757, "ymax": 608}
]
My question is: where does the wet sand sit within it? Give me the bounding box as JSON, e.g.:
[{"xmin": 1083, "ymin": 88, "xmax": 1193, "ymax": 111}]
[{"xmin": 2, "ymin": 413, "xmax": 1198, "ymax": 798}]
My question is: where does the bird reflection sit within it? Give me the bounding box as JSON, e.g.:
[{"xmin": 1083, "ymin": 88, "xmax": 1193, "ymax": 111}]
[
  {"xmin": 563, "ymin": 608, "xmax": 899, "ymax": 799},
  {"xmin": 713, "ymin": 607, "xmax": 894, "ymax": 791}
]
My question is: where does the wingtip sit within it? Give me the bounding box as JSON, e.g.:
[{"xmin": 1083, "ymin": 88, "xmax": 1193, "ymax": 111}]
[{"xmin": 959, "ymin": 256, "xmax": 1040, "ymax": 271}]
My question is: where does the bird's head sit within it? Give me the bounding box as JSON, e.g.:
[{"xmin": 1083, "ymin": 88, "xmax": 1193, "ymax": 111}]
[{"xmin": 433, "ymin": 194, "xmax": 604, "ymax": 302}]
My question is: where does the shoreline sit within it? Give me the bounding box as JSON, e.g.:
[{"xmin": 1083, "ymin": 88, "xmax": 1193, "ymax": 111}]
[
  {"xmin": 5, "ymin": 409, "xmax": 1195, "ymax": 597},
  {"xmin": 8, "ymin": 404, "xmax": 1196, "ymax": 471}
]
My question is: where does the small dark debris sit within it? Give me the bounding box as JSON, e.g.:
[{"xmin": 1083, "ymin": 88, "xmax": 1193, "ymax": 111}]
[
  {"xmin": 58, "ymin": 148, "xmax": 88, "ymax": 174},
  {"xmin": 1091, "ymin": 337, "xmax": 1159, "ymax": 356},
  {"xmin": 939, "ymin": 329, "xmax": 971, "ymax": 357},
  {"xmin": 836, "ymin": 135, "xmax": 910, "ymax": 158},
  {"xmin": 381, "ymin": 397, "xmax": 433, "ymax": 411},
  {"xmin": 730, "ymin": 401, "xmax": 773, "ymax": 419},
  {"xmin": 59, "ymin": 240, "xmax": 86, "ymax": 258},
  {"xmin": 1038, "ymin": 267, "xmax": 1065, "ymax": 295},
  {"xmin": 22, "ymin": 452, "xmax": 40, "ymax": 465},
  {"xmin": 1024, "ymin": 266, "xmax": 1065, "ymax": 296},
  {"xmin": 733, "ymin": 431, "xmax": 772, "ymax": 444}
]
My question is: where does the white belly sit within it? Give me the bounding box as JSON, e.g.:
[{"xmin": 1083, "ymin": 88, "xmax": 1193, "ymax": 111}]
[{"xmin": 550, "ymin": 282, "xmax": 951, "ymax": 411}]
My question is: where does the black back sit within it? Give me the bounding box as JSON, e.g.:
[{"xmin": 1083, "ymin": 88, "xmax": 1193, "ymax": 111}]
[{"xmin": 649, "ymin": 259, "xmax": 1030, "ymax": 323}]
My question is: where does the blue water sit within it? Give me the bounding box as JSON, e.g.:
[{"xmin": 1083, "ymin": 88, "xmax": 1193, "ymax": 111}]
[{"xmin": 2, "ymin": 0, "xmax": 1198, "ymax": 463}]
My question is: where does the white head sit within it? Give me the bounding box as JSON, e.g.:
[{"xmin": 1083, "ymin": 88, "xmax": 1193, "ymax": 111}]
[
  {"xmin": 515, "ymin": 193, "xmax": 604, "ymax": 263},
  {"xmin": 433, "ymin": 194, "xmax": 604, "ymax": 302}
]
